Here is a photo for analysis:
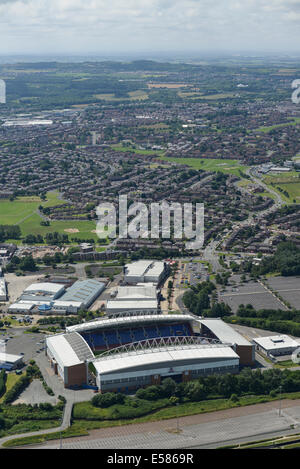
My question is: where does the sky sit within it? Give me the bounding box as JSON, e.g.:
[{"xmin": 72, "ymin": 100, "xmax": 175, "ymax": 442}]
[{"xmin": 0, "ymin": 0, "xmax": 300, "ymax": 56}]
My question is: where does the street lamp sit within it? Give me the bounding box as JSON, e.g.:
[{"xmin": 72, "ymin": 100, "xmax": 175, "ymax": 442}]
[{"xmin": 279, "ymin": 385, "xmax": 282, "ymax": 417}]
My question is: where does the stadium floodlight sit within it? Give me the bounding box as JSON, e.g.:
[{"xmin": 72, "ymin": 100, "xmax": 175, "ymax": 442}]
[{"xmin": 0, "ymin": 80, "xmax": 6, "ymax": 104}]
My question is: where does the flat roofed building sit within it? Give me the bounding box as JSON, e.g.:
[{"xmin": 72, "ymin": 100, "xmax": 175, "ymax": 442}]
[
  {"xmin": 93, "ymin": 342, "xmax": 240, "ymax": 393},
  {"xmin": 8, "ymin": 302, "xmax": 35, "ymax": 313},
  {"xmin": 115, "ymin": 285, "xmax": 158, "ymax": 302},
  {"xmin": 51, "ymin": 300, "xmax": 83, "ymax": 314},
  {"xmin": 253, "ymin": 335, "xmax": 300, "ymax": 357},
  {"xmin": 22, "ymin": 283, "xmax": 65, "ymax": 300},
  {"xmin": 199, "ymin": 318, "xmax": 255, "ymax": 366},
  {"xmin": 46, "ymin": 332, "xmax": 95, "ymax": 388},
  {"xmin": 106, "ymin": 300, "xmax": 158, "ymax": 315},
  {"xmin": 0, "ymin": 352, "xmax": 24, "ymax": 370},
  {"xmin": 124, "ymin": 260, "xmax": 167, "ymax": 285}
]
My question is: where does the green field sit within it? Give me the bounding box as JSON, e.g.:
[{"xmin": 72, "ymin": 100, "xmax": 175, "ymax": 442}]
[
  {"xmin": 256, "ymin": 117, "xmax": 300, "ymax": 133},
  {"xmin": 0, "ymin": 191, "xmax": 98, "ymax": 241},
  {"xmin": 159, "ymin": 156, "xmax": 249, "ymax": 176},
  {"xmin": 0, "ymin": 192, "xmax": 64, "ymax": 225},
  {"xmin": 263, "ymin": 172, "xmax": 300, "ymax": 203},
  {"xmin": 111, "ymin": 144, "xmax": 165, "ymax": 157}
]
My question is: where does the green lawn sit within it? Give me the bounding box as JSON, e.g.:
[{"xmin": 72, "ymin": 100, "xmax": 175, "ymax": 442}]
[
  {"xmin": 0, "ymin": 191, "xmax": 64, "ymax": 226},
  {"xmin": 0, "ymin": 191, "xmax": 99, "ymax": 241},
  {"xmin": 256, "ymin": 117, "xmax": 300, "ymax": 133},
  {"xmin": 159, "ymin": 156, "xmax": 249, "ymax": 177},
  {"xmin": 262, "ymin": 172, "xmax": 300, "ymax": 204},
  {"xmin": 111, "ymin": 144, "xmax": 165, "ymax": 157},
  {"xmin": 19, "ymin": 214, "xmax": 97, "ymax": 240},
  {"xmin": 0, "ymin": 372, "xmax": 25, "ymax": 404}
]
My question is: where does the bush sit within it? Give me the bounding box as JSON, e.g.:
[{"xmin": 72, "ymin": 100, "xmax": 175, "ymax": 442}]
[
  {"xmin": 91, "ymin": 392, "xmax": 125, "ymax": 408},
  {"xmin": 0, "ymin": 370, "xmax": 7, "ymax": 398},
  {"xmin": 3, "ymin": 375, "xmax": 30, "ymax": 404},
  {"xmin": 230, "ymin": 394, "xmax": 239, "ymax": 403}
]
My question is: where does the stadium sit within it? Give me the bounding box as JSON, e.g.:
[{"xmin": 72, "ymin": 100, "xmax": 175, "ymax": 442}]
[{"xmin": 46, "ymin": 312, "xmax": 254, "ymax": 391}]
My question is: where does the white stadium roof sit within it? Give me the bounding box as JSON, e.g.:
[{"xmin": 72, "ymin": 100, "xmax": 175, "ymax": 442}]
[
  {"xmin": 93, "ymin": 344, "xmax": 239, "ymax": 375},
  {"xmin": 66, "ymin": 314, "xmax": 195, "ymax": 334},
  {"xmin": 46, "ymin": 332, "xmax": 94, "ymax": 368},
  {"xmin": 199, "ymin": 319, "xmax": 251, "ymax": 346}
]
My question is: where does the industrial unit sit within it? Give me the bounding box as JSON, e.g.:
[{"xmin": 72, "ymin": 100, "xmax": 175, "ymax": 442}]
[
  {"xmin": 8, "ymin": 279, "xmax": 105, "ymax": 315},
  {"xmin": 124, "ymin": 260, "xmax": 168, "ymax": 286},
  {"xmin": 252, "ymin": 335, "xmax": 300, "ymax": 358},
  {"xmin": 106, "ymin": 283, "xmax": 159, "ymax": 315},
  {"xmin": 59, "ymin": 279, "xmax": 105, "ymax": 309}
]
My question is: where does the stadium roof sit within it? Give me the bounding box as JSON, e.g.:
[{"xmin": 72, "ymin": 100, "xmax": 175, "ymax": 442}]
[
  {"xmin": 93, "ymin": 344, "xmax": 239, "ymax": 375},
  {"xmin": 66, "ymin": 314, "xmax": 196, "ymax": 334},
  {"xmin": 46, "ymin": 332, "xmax": 94, "ymax": 368},
  {"xmin": 199, "ymin": 319, "xmax": 251, "ymax": 346},
  {"xmin": 253, "ymin": 335, "xmax": 300, "ymax": 351}
]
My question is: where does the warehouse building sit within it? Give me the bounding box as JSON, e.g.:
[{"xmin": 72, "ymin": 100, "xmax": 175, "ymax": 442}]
[
  {"xmin": 114, "ymin": 284, "xmax": 158, "ymax": 302},
  {"xmin": 253, "ymin": 335, "xmax": 300, "ymax": 358},
  {"xmin": 93, "ymin": 338, "xmax": 240, "ymax": 393},
  {"xmin": 124, "ymin": 260, "xmax": 168, "ymax": 286},
  {"xmin": 0, "ymin": 351, "xmax": 24, "ymax": 370},
  {"xmin": 20, "ymin": 283, "xmax": 65, "ymax": 301},
  {"xmin": 106, "ymin": 300, "xmax": 159, "ymax": 315},
  {"xmin": 199, "ymin": 319, "xmax": 255, "ymax": 366},
  {"xmin": 59, "ymin": 279, "xmax": 105, "ymax": 309},
  {"xmin": 8, "ymin": 302, "xmax": 35, "ymax": 314}
]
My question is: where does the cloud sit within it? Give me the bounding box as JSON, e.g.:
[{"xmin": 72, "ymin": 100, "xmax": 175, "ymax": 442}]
[{"xmin": 0, "ymin": 0, "xmax": 299, "ymax": 54}]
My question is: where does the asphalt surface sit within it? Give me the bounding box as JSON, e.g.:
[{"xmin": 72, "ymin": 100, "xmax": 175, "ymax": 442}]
[{"xmin": 24, "ymin": 399, "xmax": 300, "ymax": 450}]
